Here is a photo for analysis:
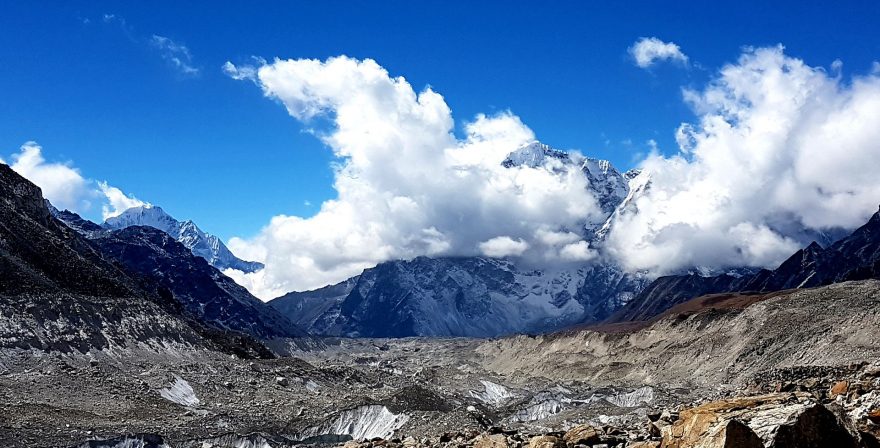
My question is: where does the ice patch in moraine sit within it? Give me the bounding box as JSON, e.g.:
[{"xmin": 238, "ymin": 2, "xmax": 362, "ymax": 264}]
[
  {"xmin": 604, "ymin": 386, "xmax": 654, "ymax": 407},
  {"xmin": 74, "ymin": 434, "xmax": 273, "ymax": 448},
  {"xmin": 297, "ymin": 405, "xmax": 409, "ymax": 442},
  {"xmin": 469, "ymin": 380, "xmax": 514, "ymax": 405},
  {"xmin": 510, "ymin": 399, "xmax": 563, "ymax": 422},
  {"xmin": 73, "ymin": 434, "xmax": 171, "ymax": 448},
  {"xmin": 158, "ymin": 375, "xmax": 200, "ymax": 407}
]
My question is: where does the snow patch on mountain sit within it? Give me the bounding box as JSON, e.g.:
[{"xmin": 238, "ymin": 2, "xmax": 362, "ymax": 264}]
[{"xmin": 273, "ymin": 256, "xmax": 646, "ymax": 338}]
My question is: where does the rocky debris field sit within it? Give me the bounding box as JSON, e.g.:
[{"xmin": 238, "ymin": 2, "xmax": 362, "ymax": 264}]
[
  {"xmin": 1, "ymin": 341, "xmax": 879, "ymax": 447},
  {"xmin": 0, "ymin": 340, "xmax": 685, "ymax": 448},
  {"xmin": 326, "ymin": 361, "xmax": 880, "ymax": 448},
  {"xmin": 1, "ymin": 280, "xmax": 879, "ymax": 447},
  {"xmin": 477, "ymin": 280, "xmax": 880, "ymax": 388}
]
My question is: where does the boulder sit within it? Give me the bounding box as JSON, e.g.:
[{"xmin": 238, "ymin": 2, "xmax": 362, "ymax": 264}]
[
  {"xmin": 831, "ymin": 381, "xmax": 850, "ymax": 398},
  {"xmin": 628, "ymin": 442, "xmax": 661, "ymax": 448},
  {"xmin": 661, "ymin": 416, "xmax": 761, "ymax": 448},
  {"xmin": 660, "ymin": 393, "xmax": 858, "ymax": 448},
  {"xmin": 528, "ymin": 435, "xmax": 564, "ymax": 448},
  {"xmin": 473, "ymin": 433, "xmax": 509, "ymax": 448},
  {"xmin": 563, "ymin": 424, "xmax": 601, "ymax": 446}
]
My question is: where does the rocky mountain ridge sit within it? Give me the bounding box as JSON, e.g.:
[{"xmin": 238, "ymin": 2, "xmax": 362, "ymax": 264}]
[
  {"xmin": 270, "ymin": 140, "xmax": 880, "ymax": 339},
  {"xmin": 270, "ymin": 257, "xmax": 647, "ymax": 338},
  {"xmin": 270, "ymin": 142, "xmax": 648, "ymax": 338}
]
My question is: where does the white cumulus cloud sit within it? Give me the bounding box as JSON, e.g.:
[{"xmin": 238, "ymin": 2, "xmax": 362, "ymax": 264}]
[
  {"xmin": 98, "ymin": 181, "xmax": 149, "ymax": 220},
  {"xmin": 8, "ymin": 142, "xmax": 94, "ymax": 212},
  {"xmin": 224, "ymin": 57, "xmax": 604, "ymax": 299},
  {"xmin": 606, "ymin": 45, "xmax": 880, "ymax": 274},
  {"xmin": 629, "ymin": 37, "xmax": 689, "ymax": 68},
  {"xmin": 222, "ymin": 61, "xmax": 258, "ymax": 81},
  {"xmin": 559, "ymin": 241, "xmax": 596, "ymax": 261},
  {"xmin": 4, "ymin": 142, "xmax": 147, "ymax": 222},
  {"xmin": 479, "ymin": 236, "xmax": 530, "ymax": 257}
]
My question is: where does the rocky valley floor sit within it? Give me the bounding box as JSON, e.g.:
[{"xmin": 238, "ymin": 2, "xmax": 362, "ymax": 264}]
[{"xmin": 1, "ymin": 280, "xmax": 880, "ymax": 447}]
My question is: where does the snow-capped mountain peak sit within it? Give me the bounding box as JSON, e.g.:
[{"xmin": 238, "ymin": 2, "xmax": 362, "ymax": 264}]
[
  {"xmin": 501, "ymin": 141, "xmax": 572, "ymax": 168},
  {"xmin": 104, "ymin": 204, "xmax": 178, "ymax": 234},
  {"xmin": 581, "ymin": 157, "xmax": 629, "ymax": 215},
  {"xmin": 103, "ymin": 205, "xmax": 264, "ymax": 273},
  {"xmin": 502, "ymin": 141, "xmax": 633, "ymax": 237}
]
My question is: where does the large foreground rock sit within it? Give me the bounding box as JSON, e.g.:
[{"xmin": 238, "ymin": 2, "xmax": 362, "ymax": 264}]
[{"xmin": 660, "ymin": 393, "xmax": 858, "ymax": 448}]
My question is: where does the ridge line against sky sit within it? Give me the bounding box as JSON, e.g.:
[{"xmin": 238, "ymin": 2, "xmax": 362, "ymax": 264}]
[
  {"xmin": 6, "ymin": 41, "xmax": 880, "ymax": 299},
  {"xmin": 6, "ymin": 1, "xmax": 879, "ymax": 241},
  {"xmin": 3, "ymin": 2, "xmax": 880, "ymax": 298}
]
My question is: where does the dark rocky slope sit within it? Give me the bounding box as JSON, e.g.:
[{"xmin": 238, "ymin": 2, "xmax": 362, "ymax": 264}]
[
  {"xmin": 91, "ymin": 225, "xmax": 303, "ymax": 339},
  {"xmin": 270, "ymin": 257, "xmax": 646, "ymax": 338},
  {"xmin": 0, "ymin": 163, "xmax": 269, "ymax": 357}
]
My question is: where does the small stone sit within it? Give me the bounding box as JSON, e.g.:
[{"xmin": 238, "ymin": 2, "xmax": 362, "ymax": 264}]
[
  {"xmin": 829, "ymin": 380, "xmax": 848, "ymax": 398},
  {"xmin": 275, "ymin": 376, "xmax": 288, "ymax": 386},
  {"xmin": 473, "ymin": 433, "xmax": 509, "ymax": 448},
  {"xmin": 801, "ymin": 378, "xmax": 819, "ymax": 389},
  {"xmin": 627, "ymin": 442, "xmax": 660, "ymax": 448},
  {"xmin": 563, "ymin": 424, "xmax": 601, "ymax": 446},
  {"xmin": 527, "ymin": 435, "xmax": 564, "ymax": 448}
]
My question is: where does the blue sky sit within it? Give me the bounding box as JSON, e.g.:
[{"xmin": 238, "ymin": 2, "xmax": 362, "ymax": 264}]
[{"xmin": 2, "ymin": 1, "xmax": 880, "ymax": 240}]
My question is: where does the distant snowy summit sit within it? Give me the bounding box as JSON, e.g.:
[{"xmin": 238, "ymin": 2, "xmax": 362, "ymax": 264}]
[
  {"xmin": 503, "ymin": 141, "xmax": 642, "ymax": 234},
  {"xmin": 103, "ymin": 205, "xmax": 263, "ymax": 273},
  {"xmin": 269, "ymin": 141, "xmax": 652, "ymax": 338}
]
